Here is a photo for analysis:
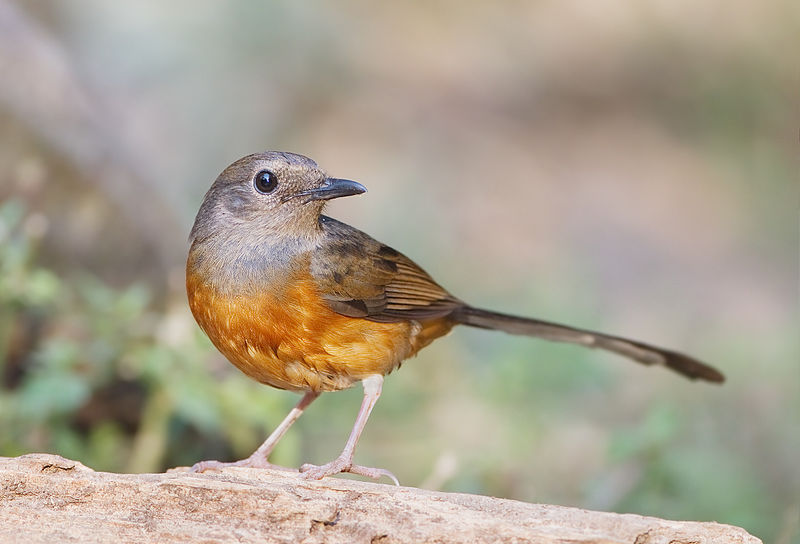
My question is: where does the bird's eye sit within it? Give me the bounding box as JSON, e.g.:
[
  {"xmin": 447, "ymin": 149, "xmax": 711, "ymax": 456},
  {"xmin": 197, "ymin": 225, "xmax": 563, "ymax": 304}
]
[{"xmin": 253, "ymin": 170, "xmax": 278, "ymax": 194}]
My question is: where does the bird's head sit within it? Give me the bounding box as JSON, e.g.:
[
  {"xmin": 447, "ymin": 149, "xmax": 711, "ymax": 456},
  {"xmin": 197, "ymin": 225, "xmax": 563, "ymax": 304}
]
[{"xmin": 190, "ymin": 151, "xmax": 366, "ymax": 245}]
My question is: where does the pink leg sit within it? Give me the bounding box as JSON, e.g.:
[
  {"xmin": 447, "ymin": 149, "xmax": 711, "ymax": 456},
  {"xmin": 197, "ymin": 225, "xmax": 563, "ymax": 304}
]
[
  {"xmin": 299, "ymin": 375, "xmax": 399, "ymax": 485},
  {"xmin": 190, "ymin": 390, "xmax": 319, "ymax": 473}
]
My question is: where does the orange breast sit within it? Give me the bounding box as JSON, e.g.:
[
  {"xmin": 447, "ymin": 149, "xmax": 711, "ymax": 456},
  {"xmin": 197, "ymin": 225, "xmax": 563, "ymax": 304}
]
[{"xmin": 186, "ymin": 266, "xmax": 450, "ymax": 393}]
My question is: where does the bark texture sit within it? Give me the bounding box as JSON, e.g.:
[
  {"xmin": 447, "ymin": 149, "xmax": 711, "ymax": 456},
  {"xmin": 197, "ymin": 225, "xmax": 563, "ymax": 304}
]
[{"xmin": 0, "ymin": 454, "xmax": 760, "ymax": 544}]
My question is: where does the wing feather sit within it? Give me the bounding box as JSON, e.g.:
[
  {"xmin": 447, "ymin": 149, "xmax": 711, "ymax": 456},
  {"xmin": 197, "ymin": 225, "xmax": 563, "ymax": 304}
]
[{"xmin": 311, "ymin": 217, "xmax": 461, "ymax": 322}]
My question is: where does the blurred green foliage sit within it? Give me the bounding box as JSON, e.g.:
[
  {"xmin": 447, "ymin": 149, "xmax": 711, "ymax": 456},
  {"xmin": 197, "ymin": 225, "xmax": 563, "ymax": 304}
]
[{"xmin": 0, "ymin": 199, "xmax": 300, "ymax": 473}]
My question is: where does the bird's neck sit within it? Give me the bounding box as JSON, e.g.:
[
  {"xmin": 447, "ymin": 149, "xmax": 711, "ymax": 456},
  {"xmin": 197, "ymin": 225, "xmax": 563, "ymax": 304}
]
[{"xmin": 187, "ymin": 219, "xmax": 322, "ymax": 296}]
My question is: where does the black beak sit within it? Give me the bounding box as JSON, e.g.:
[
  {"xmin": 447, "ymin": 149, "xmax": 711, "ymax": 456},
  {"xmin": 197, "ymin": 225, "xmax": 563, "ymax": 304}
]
[{"xmin": 302, "ymin": 178, "xmax": 367, "ymax": 202}]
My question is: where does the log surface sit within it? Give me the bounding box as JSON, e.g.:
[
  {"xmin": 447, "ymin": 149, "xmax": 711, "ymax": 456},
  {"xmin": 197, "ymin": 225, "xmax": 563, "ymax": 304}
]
[{"xmin": 0, "ymin": 454, "xmax": 760, "ymax": 544}]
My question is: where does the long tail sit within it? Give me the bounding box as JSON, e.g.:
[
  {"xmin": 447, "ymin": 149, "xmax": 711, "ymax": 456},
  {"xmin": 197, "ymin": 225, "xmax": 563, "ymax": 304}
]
[{"xmin": 452, "ymin": 306, "xmax": 724, "ymax": 383}]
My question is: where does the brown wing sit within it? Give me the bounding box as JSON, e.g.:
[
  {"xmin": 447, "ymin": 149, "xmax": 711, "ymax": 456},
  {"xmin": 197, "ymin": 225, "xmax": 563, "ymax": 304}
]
[{"xmin": 310, "ymin": 216, "xmax": 462, "ymax": 322}]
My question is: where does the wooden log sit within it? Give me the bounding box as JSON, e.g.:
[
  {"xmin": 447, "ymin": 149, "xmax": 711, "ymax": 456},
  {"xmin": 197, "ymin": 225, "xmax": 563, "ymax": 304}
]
[{"xmin": 0, "ymin": 454, "xmax": 760, "ymax": 544}]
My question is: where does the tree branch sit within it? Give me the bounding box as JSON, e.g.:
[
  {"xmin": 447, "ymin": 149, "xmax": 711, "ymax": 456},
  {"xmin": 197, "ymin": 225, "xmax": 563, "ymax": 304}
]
[{"xmin": 0, "ymin": 454, "xmax": 760, "ymax": 544}]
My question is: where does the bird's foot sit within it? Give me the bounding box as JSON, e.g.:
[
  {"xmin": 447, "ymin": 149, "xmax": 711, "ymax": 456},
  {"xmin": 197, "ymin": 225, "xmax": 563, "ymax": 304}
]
[
  {"xmin": 299, "ymin": 456, "xmax": 399, "ymax": 485},
  {"xmin": 189, "ymin": 455, "xmax": 293, "ymax": 473}
]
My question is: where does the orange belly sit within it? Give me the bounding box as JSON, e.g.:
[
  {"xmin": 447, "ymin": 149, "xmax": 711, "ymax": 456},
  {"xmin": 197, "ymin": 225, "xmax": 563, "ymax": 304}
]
[{"xmin": 186, "ymin": 268, "xmax": 453, "ymax": 393}]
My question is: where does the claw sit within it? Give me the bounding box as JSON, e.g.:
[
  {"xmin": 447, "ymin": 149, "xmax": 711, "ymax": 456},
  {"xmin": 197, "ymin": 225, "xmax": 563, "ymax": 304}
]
[
  {"xmin": 189, "ymin": 456, "xmax": 292, "ymax": 473},
  {"xmin": 300, "ymin": 457, "xmax": 400, "ymax": 485},
  {"xmin": 190, "ymin": 459, "xmax": 229, "ymax": 473}
]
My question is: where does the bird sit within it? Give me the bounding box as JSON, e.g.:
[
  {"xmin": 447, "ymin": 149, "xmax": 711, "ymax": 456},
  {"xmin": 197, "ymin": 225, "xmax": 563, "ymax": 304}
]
[{"xmin": 185, "ymin": 151, "xmax": 724, "ymax": 484}]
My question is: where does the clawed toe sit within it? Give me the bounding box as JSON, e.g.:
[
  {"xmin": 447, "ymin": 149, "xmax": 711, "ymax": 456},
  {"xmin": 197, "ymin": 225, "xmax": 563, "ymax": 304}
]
[
  {"xmin": 300, "ymin": 459, "xmax": 399, "ymax": 485},
  {"xmin": 190, "ymin": 459, "xmax": 229, "ymax": 473},
  {"xmin": 349, "ymin": 464, "xmax": 400, "ymax": 486},
  {"xmin": 189, "ymin": 456, "xmax": 287, "ymax": 473}
]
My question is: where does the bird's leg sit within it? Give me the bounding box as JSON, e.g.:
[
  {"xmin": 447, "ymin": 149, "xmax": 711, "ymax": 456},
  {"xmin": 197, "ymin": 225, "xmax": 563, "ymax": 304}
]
[
  {"xmin": 300, "ymin": 375, "xmax": 399, "ymax": 485},
  {"xmin": 190, "ymin": 390, "xmax": 319, "ymax": 473}
]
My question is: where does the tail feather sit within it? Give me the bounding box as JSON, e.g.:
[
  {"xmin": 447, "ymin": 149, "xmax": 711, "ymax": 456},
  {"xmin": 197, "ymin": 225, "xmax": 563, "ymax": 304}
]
[{"xmin": 452, "ymin": 306, "xmax": 724, "ymax": 383}]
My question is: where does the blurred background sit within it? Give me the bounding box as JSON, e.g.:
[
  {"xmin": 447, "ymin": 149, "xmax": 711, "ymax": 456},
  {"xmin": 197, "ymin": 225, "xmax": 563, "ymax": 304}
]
[{"xmin": 0, "ymin": 1, "xmax": 797, "ymax": 541}]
